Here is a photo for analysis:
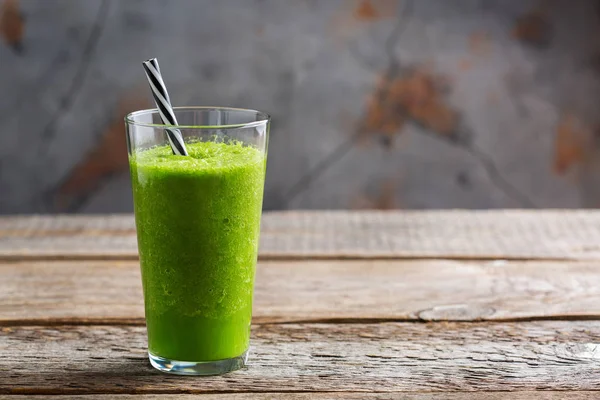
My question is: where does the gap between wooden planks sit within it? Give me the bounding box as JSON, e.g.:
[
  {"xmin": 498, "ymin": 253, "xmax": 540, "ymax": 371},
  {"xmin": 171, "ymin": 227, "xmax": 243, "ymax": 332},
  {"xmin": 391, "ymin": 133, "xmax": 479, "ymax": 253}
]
[
  {"xmin": 1, "ymin": 259, "xmax": 600, "ymax": 325},
  {"xmin": 3, "ymin": 211, "xmax": 600, "ymax": 260},
  {"xmin": 1, "ymin": 395, "xmax": 599, "ymax": 400},
  {"xmin": 1, "ymin": 322, "xmax": 600, "ymax": 394}
]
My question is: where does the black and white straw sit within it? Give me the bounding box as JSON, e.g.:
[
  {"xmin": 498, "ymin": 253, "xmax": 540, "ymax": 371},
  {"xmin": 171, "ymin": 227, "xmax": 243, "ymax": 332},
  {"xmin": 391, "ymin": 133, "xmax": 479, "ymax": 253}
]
[{"xmin": 142, "ymin": 58, "xmax": 189, "ymax": 156}]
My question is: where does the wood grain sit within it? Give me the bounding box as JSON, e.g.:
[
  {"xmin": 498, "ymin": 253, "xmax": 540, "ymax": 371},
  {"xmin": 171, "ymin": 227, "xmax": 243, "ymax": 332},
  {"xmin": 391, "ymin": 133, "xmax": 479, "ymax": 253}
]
[
  {"xmin": 3, "ymin": 212, "xmax": 599, "ymax": 396},
  {"xmin": 1, "ymin": 394, "xmax": 599, "ymax": 399},
  {"xmin": 2, "ymin": 259, "xmax": 600, "ymax": 324},
  {"xmin": 2, "ymin": 322, "xmax": 600, "ymax": 394},
  {"xmin": 3, "ymin": 211, "xmax": 600, "ymax": 260}
]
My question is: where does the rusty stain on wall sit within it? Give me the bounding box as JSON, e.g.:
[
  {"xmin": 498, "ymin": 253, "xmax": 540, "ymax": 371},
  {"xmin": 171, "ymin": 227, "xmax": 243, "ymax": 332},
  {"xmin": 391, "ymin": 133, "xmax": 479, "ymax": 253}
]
[
  {"xmin": 352, "ymin": 179, "xmax": 398, "ymax": 209},
  {"xmin": 331, "ymin": 0, "xmax": 398, "ymax": 41},
  {"xmin": 458, "ymin": 59, "xmax": 473, "ymax": 72},
  {"xmin": 354, "ymin": 0, "xmax": 379, "ymax": 21},
  {"xmin": 354, "ymin": 0, "xmax": 398, "ymax": 21},
  {"xmin": 486, "ymin": 90, "xmax": 499, "ymax": 105},
  {"xmin": 469, "ymin": 31, "xmax": 491, "ymax": 57},
  {"xmin": 361, "ymin": 67, "xmax": 458, "ymax": 147},
  {"xmin": 553, "ymin": 114, "xmax": 590, "ymax": 175},
  {"xmin": 512, "ymin": 4, "xmax": 552, "ymax": 47},
  {"xmin": 52, "ymin": 91, "xmax": 150, "ymax": 212},
  {"xmin": 0, "ymin": 0, "xmax": 24, "ymax": 52},
  {"xmin": 363, "ymin": 75, "xmax": 405, "ymax": 140}
]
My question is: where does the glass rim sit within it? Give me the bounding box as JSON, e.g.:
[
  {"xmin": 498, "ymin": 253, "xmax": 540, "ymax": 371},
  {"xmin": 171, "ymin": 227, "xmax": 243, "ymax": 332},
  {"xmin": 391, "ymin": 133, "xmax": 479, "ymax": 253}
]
[{"xmin": 125, "ymin": 106, "xmax": 271, "ymax": 130}]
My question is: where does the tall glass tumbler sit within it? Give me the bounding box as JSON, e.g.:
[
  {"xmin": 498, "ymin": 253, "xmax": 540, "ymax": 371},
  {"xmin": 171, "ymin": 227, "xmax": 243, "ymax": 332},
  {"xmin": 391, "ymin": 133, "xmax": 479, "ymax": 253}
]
[{"xmin": 125, "ymin": 107, "xmax": 269, "ymax": 375}]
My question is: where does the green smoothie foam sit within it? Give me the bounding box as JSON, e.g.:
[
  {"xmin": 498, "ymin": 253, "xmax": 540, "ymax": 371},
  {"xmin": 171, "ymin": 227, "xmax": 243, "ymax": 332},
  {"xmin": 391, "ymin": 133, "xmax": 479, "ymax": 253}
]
[{"xmin": 129, "ymin": 141, "xmax": 265, "ymax": 362}]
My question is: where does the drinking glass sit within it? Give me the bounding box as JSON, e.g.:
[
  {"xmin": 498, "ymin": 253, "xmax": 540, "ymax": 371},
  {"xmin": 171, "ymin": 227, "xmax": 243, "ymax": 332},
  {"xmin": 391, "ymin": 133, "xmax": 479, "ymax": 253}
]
[{"xmin": 125, "ymin": 107, "xmax": 269, "ymax": 375}]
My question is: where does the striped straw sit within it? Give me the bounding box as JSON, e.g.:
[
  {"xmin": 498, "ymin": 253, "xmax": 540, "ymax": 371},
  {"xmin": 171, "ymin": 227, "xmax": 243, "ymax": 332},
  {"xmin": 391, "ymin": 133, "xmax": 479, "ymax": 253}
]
[{"xmin": 142, "ymin": 58, "xmax": 189, "ymax": 156}]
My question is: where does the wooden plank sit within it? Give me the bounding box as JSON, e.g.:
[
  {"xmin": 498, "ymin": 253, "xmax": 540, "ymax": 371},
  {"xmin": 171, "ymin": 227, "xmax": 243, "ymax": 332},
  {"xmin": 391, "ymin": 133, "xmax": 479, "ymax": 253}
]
[
  {"xmin": 0, "ymin": 214, "xmax": 137, "ymax": 260},
  {"xmin": 1, "ymin": 322, "xmax": 599, "ymax": 394},
  {"xmin": 3, "ymin": 211, "xmax": 600, "ymax": 260},
  {"xmin": 1, "ymin": 394, "xmax": 599, "ymax": 399},
  {"xmin": 2, "ymin": 259, "xmax": 600, "ymax": 324}
]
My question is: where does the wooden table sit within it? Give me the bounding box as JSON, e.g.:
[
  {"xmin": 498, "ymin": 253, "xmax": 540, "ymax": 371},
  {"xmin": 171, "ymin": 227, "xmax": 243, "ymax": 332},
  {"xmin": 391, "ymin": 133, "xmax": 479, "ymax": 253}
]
[{"xmin": 1, "ymin": 211, "xmax": 600, "ymax": 399}]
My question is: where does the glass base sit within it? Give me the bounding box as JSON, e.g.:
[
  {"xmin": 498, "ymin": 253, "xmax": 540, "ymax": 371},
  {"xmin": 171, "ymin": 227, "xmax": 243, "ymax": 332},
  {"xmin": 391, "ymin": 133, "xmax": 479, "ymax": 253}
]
[{"xmin": 149, "ymin": 350, "xmax": 249, "ymax": 376}]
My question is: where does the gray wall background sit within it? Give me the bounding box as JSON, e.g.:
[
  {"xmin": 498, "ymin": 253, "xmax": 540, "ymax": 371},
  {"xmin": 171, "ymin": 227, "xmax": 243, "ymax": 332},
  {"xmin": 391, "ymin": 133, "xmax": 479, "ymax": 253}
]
[{"xmin": 2, "ymin": 0, "xmax": 600, "ymax": 214}]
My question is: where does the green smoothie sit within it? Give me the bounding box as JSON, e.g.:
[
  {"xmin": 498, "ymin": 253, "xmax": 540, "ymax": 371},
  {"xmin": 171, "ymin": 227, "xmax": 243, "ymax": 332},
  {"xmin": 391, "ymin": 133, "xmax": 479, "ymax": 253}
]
[{"xmin": 129, "ymin": 141, "xmax": 265, "ymax": 362}]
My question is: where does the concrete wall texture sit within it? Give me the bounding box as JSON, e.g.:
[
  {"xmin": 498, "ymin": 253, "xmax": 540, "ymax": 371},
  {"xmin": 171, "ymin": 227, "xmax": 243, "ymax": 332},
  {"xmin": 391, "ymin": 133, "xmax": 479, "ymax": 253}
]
[{"xmin": 2, "ymin": 0, "xmax": 600, "ymax": 214}]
